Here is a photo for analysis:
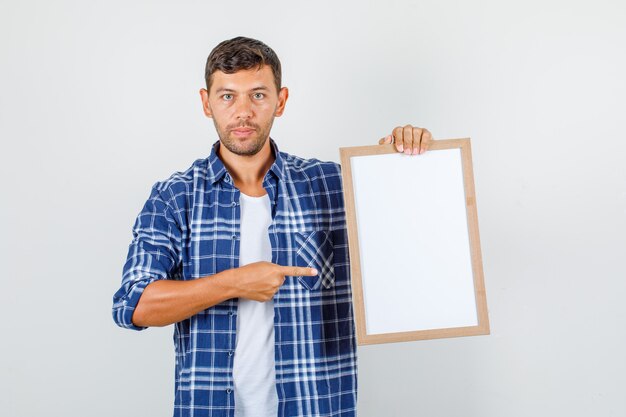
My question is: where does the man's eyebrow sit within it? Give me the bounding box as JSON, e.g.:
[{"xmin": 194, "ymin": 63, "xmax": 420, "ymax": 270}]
[
  {"xmin": 214, "ymin": 86, "xmax": 271, "ymax": 94},
  {"xmin": 214, "ymin": 87, "xmax": 236, "ymax": 94}
]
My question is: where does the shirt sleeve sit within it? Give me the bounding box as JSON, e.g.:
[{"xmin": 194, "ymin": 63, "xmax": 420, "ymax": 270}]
[{"xmin": 112, "ymin": 184, "xmax": 183, "ymax": 331}]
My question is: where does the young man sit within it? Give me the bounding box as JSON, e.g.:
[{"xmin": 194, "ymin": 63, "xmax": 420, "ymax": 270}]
[{"xmin": 112, "ymin": 37, "xmax": 432, "ymax": 417}]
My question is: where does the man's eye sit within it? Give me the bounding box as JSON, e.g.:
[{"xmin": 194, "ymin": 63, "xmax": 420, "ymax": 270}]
[
  {"xmin": 253, "ymin": 93, "xmax": 265, "ymax": 99},
  {"xmin": 223, "ymin": 94, "xmax": 233, "ymax": 101}
]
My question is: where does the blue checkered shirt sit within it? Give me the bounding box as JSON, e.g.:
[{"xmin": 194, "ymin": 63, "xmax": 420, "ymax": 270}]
[{"xmin": 112, "ymin": 139, "xmax": 357, "ymax": 417}]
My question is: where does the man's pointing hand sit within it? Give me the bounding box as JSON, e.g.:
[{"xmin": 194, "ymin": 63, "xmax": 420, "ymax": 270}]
[{"xmin": 233, "ymin": 261, "xmax": 318, "ymax": 302}]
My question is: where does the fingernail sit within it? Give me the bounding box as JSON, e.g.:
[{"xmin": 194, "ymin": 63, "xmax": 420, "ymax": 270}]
[
  {"xmin": 412, "ymin": 148, "xmax": 418, "ymax": 155},
  {"xmin": 397, "ymin": 144, "xmax": 403, "ymax": 152},
  {"xmin": 312, "ymin": 268, "xmax": 318, "ymax": 275},
  {"xmin": 404, "ymin": 148, "xmax": 411, "ymax": 155}
]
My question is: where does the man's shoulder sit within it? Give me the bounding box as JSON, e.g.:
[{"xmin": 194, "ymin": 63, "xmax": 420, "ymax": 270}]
[
  {"xmin": 150, "ymin": 157, "xmax": 209, "ymax": 199},
  {"xmin": 279, "ymin": 151, "xmax": 342, "ymax": 182},
  {"xmin": 279, "ymin": 150, "xmax": 346, "ymax": 212}
]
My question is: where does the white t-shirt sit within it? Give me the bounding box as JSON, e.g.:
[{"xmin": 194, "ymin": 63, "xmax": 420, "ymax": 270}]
[{"xmin": 233, "ymin": 193, "xmax": 278, "ymax": 417}]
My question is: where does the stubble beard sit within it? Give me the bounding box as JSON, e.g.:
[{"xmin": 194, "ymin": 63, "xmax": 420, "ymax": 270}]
[{"xmin": 214, "ymin": 118, "xmax": 275, "ymax": 157}]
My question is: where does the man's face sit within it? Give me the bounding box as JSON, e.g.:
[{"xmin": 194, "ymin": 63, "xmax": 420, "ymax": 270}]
[{"xmin": 200, "ymin": 65, "xmax": 288, "ymax": 156}]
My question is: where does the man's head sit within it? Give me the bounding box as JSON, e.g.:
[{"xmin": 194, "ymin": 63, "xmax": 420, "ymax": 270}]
[
  {"xmin": 204, "ymin": 36, "xmax": 282, "ymax": 93},
  {"xmin": 200, "ymin": 37, "xmax": 288, "ymax": 157}
]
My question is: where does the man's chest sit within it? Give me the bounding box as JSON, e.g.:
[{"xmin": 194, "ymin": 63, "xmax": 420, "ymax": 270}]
[{"xmin": 180, "ymin": 188, "xmax": 337, "ymax": 293}]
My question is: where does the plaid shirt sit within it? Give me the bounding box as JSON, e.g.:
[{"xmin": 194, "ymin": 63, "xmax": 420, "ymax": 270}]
[{"xmin": 112, "ymin": 139, "xmax": 357, "ymax": 417}]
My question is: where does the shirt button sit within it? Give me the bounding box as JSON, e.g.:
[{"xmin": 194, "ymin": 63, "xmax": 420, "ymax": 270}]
[
  {"xmin": 231, "ymin": 201, "xmax": 237, "ymax": 207},
  {"xmin": 232, "ymin": 235, "xmax": 238, "ymax": 240},
  {"xmin": 228, "ymin": 351, "xmax": 233, "ymax": 356},
  {"xmin": 228, "ymin": 311, "xmax": 234, "ymax": 316},
  {"xmin": 226, "ymin": 388, "xmax": 232, "ymax": 394}
]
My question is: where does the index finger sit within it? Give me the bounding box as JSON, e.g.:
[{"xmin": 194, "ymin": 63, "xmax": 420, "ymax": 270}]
[{"xmin": 279, "ymin": 265, "xmax": 318, "ymax": 277}]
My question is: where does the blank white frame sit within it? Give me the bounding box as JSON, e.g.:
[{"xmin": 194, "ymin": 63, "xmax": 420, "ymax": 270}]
[{"xmin": 339, "ymin": 139, "xmax": 489, "ymax": 345}]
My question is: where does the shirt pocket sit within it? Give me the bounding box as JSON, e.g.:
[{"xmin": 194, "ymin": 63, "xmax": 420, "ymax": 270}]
[{"xmin": 293, "ymin": 230, "xmax": 335, "ymax": 291}]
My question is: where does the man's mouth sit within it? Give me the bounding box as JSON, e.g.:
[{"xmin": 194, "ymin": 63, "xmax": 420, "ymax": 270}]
[{"xmin": 230, "ymin": 127, "xmax": 256, "ymax": 138}]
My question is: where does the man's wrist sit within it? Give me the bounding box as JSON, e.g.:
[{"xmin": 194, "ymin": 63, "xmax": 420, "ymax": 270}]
[{"xmin": 209, "ymin": 268, "xmax": 239, "ymax": 301}]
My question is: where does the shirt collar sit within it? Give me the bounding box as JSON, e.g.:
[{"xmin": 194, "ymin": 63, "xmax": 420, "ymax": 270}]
[{"xmin": 206, "ymin": 138, "xmax": 285, "ymax": 185}]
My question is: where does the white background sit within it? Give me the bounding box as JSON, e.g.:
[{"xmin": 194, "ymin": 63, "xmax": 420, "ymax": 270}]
[{"xmin": 1, "ymin": 0, "xmax": 625, "ymax": 416}]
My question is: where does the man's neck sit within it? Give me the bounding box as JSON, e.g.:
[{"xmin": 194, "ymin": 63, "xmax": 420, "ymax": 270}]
[{"xmin": 218, "ymin": 138, "xmax": 274, "ymax": 197}]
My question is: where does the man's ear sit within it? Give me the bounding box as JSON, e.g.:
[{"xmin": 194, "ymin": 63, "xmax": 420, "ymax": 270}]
[
  {"xmin": 274, "ymin": 87, "xmax": 289, "ymax": 117},
  {"xmin": 199, "ymin": 88, "xmax": 212, "ymax": 118}
]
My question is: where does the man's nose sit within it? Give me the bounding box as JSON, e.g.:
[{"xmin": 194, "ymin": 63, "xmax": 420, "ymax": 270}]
[{"xmin": 234, "ymin": 96, "xmax": 253, "ymax": 119}]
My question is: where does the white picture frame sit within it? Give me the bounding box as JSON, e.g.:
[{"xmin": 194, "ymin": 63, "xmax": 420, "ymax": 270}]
[{"xmin": 339, "ymin": 139, "xmax": 490, "ymax": 345}]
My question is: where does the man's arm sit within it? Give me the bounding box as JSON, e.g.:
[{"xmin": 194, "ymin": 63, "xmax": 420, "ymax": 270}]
[
  {"xmin": 132, "ymin": 262, "xmax": 317, "ymax": 328},
  {"xmin": 113, "ymin": 184, "xmax": 318, "ymax": 329}
]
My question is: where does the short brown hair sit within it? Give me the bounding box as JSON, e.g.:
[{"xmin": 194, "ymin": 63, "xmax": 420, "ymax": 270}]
[{"xmin": 204, "ymin": 36, "xmax": 282, "ymax": 93}]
